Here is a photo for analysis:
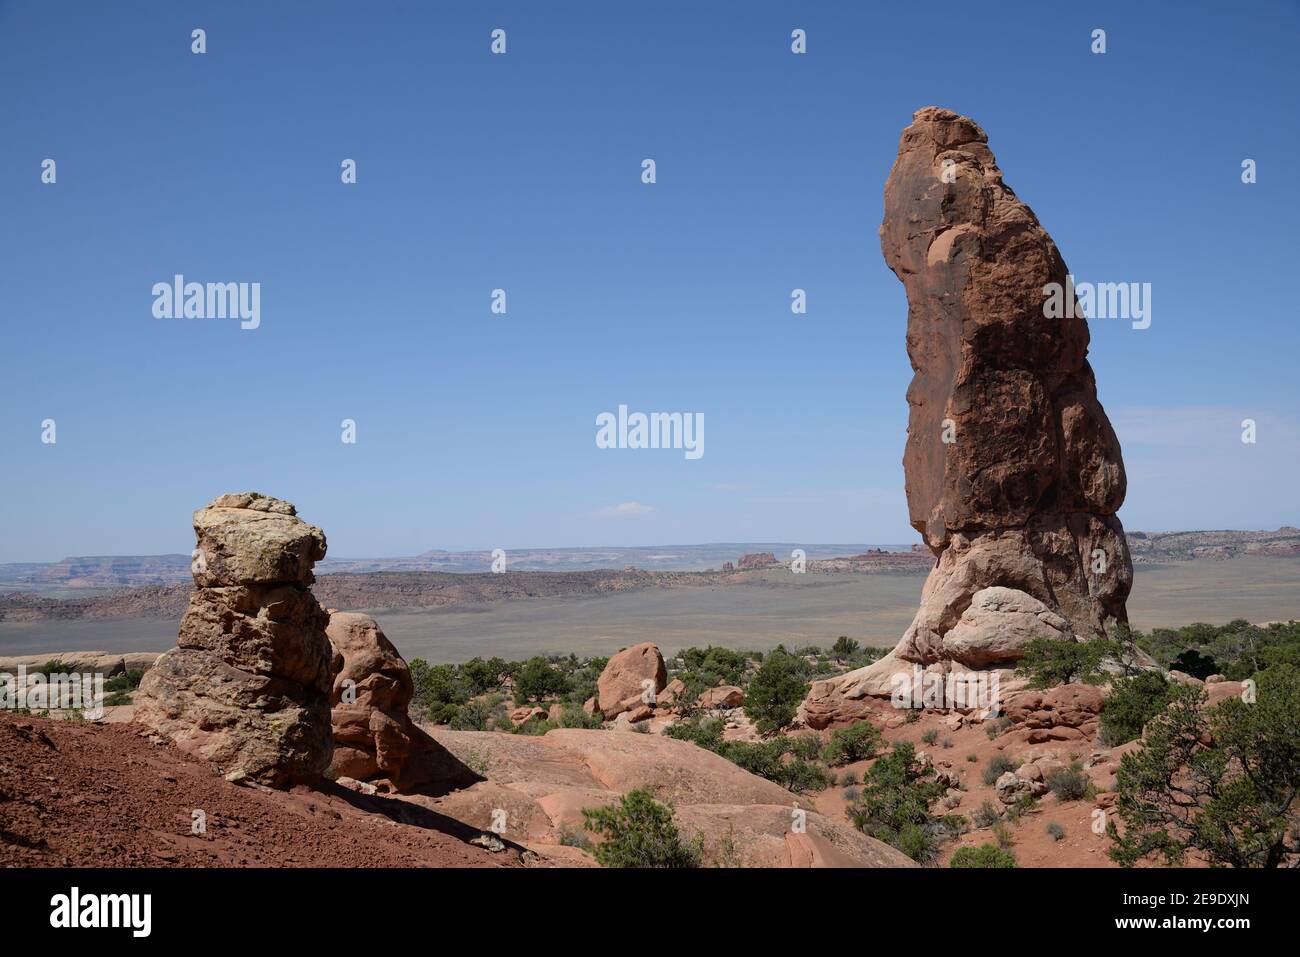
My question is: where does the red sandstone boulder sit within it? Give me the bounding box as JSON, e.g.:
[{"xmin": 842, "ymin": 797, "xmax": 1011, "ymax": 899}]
[
  {"xmin": 326, "ymin": 611, "xmax": 476, "ymax": 793},
  {"xmin": 596, "ymin": 643, "xmax": 667, "ymax": 719}
]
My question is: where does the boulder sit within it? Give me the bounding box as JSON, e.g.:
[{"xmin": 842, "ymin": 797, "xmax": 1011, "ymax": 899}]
[
  {"xmin": 998, "ymin": 686, "xmax": 1102, "ymax": 738},
  {"xmin": 326, "ymin": 611, "xmax": 477, "ymax": 793},
  {"xmin": 134, "ymin": 493, "xmax": 333, "ymax": 787},
  {"xmin": 424, "ymin": 728, "xmax": 914, "ymax": 868},
  {"xmin": 596, "ymin": 643, "xmax": 666, "ymax": 719},
  {"xmin": 698, "ymin": 685, "xmax": 745, "ymax": 709}
]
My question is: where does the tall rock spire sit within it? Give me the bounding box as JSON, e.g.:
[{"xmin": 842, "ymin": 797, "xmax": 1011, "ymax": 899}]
[{"xmin": 803, "ymin": 107, "xmax": 1132, "ymax": 723}]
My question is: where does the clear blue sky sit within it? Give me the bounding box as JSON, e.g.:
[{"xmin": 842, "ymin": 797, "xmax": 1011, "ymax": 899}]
[{"xmin": 2, "ymin": 0, "xmax": 1297, "ymax": 562}]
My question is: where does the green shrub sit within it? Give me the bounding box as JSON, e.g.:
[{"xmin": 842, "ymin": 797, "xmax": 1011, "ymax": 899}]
[
  {"xmin": 788, "ymin": 733, "xmax": 824, "ymax": 762},
  {"xmin": 982, "ymin": 754, "xmax": 1017, "ymax": 786},
  {"xmin": 581, "ymin": 789, "xmax": 702, "ymax": 868},
  {"xmin": 743, "ymin": 646, "xmax": 810, "ymax": 735},
  {"xmin": 823, "ymin": 721, "xmax": 883, "ymax": 766},
  {"xmin": 970, "ymin": 800, "xmax": 999, "ymax": 828},
  {"xmin": 449, "ymin": 699, "xmax": 492, "ymax": 731},
  {"xmin": 1015, "ymin": 638, "xmax": 1109, "ymax": 689},
  {"xmin": 1100, "ymin": 672, "xmax": 1175, "ymax": 746},
  {"xmin": 847, "ymin": 743, "xmax": 948, "ymax": 862},
  {"xmin": 514, "ymin": 657, "xmax": 571, "ymax": 702},
  {"xmin": 1046, "ymin": 822, "xmax": 1066, "ymax": 842},
  {"xmin": 1046, "ymin": 763, "xmax": 1090, "ymax": 802},
  {"xmin": 991, "ymin": 821, "xmax": 1015, "ymax": 848},
  {"xmin": 663, "ymin": 716, "xmax": 725, "ymax": 751},
  {"xmin": 921, "ymin": 729, "xmax": 939, "ymax": 745},
  {"xmin": 950, "ymin": 844, "xmax": 1016, "ymax": 868},
  {"xmin": 984, "ymin": 716, "xmax": 1011, "ymax": 739},
  {"xmin": 831, "ymin": 636, "xmax": 860, "ymax": 659},
  {"xmin": 1110, "ymin": 666, "xmax": 1300, "ymax": 868},
  {"xmin": 103, "ymin": 669, "xmax": 145, "ymax": 693}
]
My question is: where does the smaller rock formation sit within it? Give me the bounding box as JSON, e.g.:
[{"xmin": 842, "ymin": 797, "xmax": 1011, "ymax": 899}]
[
  {"xmin": 737, "ymin": 552, "xmax": 777, "ymax": 570},
  {"xmin": 698, "ymin": 685, "xmax": 745, "ymax": 709},
  {"xmin": 596, "ymin": 643, "xmax": 667, "ymax": 719},
  {"xmin": 135, "ymin": 493, "xmax": 334, "ymax": 787},
  {"xmin": 327, "ymin": 611, "xmax": 478, "ymax": 793}
]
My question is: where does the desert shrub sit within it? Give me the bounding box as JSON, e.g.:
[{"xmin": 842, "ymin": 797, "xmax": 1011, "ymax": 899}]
[
  {"xmin": 581, "ymin": 789, "xmax": 702, "ymax": 868},
  {"xmin": 847, "ymin": 743, "xmax": 948, "ymax": 863},
  {"xmin": 513, "ymin": 656, "xmax": 572, "ymax": 702},
  {"xmin": 1046, "ymin": 822, "xmax": 1066, "ymax": 842},
  {"xmin": 991, "ymin": 821, "xmax": 1015, "ymax": 848},
  {"xmin": 717, "ymin": 739, "xmax": 831, "ymax": 793},
  {"xmin": 1013, "ymin": 792, "xmax": 1039, "ymax": 815},
  {"xmin": 970, "ymin": 800, "xmax": 999, "ymax": 828},
  {"xmin": 823, "ymin": 721, "xmax": 882, "ymax": 766},
  {"xmin": 449, "ymin": 699, "xmax": 492, "ymax": 731},
  {"xmin": 103, "ymin": 691, "xmax": 132, "ymax": 706},
  {"xmin": 839, "ymin": 770, "xmax": 859, "ymax": 786},
  {"xmin": 950, "ymin": 844, "xmax": 1016, "ymax": 868},
  {"xmin": 430, "ymin": 703, "xmax": 461, "ymax": 725},
  {"xmin": 557, "ymin": 703, "xmax": 603, "ymax": 729},
  {"xmin": 459, "ymin": 657, "xmax": 507, "ymax": 695},
  {"xmin": 843, "ymin": 785, "xmax": 860, "ymax": 802},
  {"xmin": 788, "ymin": 733, "xmax": 824, "ymax": 762},
  {"xmin": 103, "ymin": 669, "xmax": 145, "ymax": 693},
  {"xmin": 1099, "ymin": 672, "xmax": 1175, "ymax": 746},
  {"xmin": 920, "ymin": 729, "xmax": 939, "ymax": 745},
  {"xmin": 984, "ymin": 717, "xmax": 1011, "ymax": 740},
  {"xmin": 941, "ymin": 737, "xmax": 953, "ymax": 749},
  {"xmin": 1046, "ymin": 763, "xmax": 1090, "ymax": 801},
  {"xmin": 557, "ymin": 827, "xmax": 592, "ymax": 851},
  {"xmin": 831, "ymin": 636, "xmax": 860, "ymax": 659},
  {"xmin": 982, "ymin": 754, "xmax": 1017, "ymax": 786},
  {"xmin": 1110, "ymin": 666, "xmax": 1300, "ymax": 868},
  {"xmin": 1015, "ymin": 638, "xmax": 1109, "ymax": 689},
  {"xmin": 33, "ymin": 659, "xmax": 72, "ymax": 677},
  {"xmin": 409, "ymin": 659, "xmax": 469, "ymax": 714},
  {"xmin": 677, "ymin": 645, "xmax": 749, "ymax": 687},
  {"xmin": 965, "ymin": 753, "xmax": 979, "ymax": 763},
  {"xmin": 663, "ymin": 716, "xmax": 725, "ymax": 751},
  {"xmin": 743, "ymin": 646, "xmax": 810, "ymax": 735}
]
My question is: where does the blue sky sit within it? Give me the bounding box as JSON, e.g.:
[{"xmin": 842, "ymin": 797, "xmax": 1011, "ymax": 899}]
[{"xmin": 2, "ymin": 0, "xmax": 1297, "ymax": 562}]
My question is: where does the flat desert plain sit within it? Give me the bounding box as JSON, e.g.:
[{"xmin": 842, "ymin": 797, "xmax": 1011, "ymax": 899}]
[{"xmin": 1, "ymin": 556, "xmax": 1298, "ymax": 664}]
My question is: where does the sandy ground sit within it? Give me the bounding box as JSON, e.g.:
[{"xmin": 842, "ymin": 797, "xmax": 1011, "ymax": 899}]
[{"xmin": 0, "ymin": 710, "xmax": 527, "ymax": 868}]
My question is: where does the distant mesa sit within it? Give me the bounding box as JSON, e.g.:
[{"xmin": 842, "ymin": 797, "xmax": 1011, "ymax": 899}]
[{"xmin": 737, "ymin": 552, "xmax": 778, "ymax": 570}]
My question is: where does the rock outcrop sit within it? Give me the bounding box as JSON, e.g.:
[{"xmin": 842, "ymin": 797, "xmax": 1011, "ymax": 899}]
[
  {"xmin": 327, "ymin": 611, "xmax": 477, "ymax": 793},
  {"xmin": 596, "ymin": 643, "xmax": 667, "ymax": 719},
  {"xmin": 425, "ymin": 728, "xmax": 915, "ymax": 868},
  {"xmin": 134, "ymin": 493, "xmax": 335, "ymax": 787},
  {"xmin": 803, "ymin": 107, "xmax": 1133, "ymax": 722}
]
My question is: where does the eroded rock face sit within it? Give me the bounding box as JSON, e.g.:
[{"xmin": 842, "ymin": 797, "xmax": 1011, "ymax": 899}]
[
  {"xmin": 882, "ymin": 106, "xmax": 1131, "ymax": 659},
  {"xmin": 801, "ymin": 107, "xmax": 1133, "ymax": 726},
  {"xmin": 326, "ymin": 611, "xmax": 477, "ymax": 793},
  {"xmin": 134, "ymin": 493, "xmax": 334, "ymax": 787}
]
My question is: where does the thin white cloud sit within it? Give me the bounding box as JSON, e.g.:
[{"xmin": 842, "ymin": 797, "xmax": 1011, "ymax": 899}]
[{"xmin": 593, "ymin": 501, "xmax": 654, "ymax": 519}]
